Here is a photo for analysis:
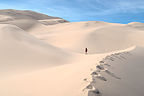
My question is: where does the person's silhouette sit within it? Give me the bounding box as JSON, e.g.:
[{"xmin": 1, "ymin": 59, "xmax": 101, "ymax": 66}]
[{"xmin": 85, "ymin": 48, "xmax": 88, "ymax": 54}]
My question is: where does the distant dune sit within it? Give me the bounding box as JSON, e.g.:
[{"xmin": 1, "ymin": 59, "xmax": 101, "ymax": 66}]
[
  {"xmin": 30, "ymin": 21, "xmax": 144, "ymax": 53},
  {"xmin": 0, "ymin": 9, "xmax": 144, "ymax": 96},
  {"xmin": 0, "ymin": 9, "xmax": 68, "ymax": 26},
  {"xmin": 0, "ymin": 9, "xmax": 63, "ymax": 20}
]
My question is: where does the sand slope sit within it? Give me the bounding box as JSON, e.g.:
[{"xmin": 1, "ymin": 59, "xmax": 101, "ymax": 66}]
[
  {"xmin": 0, "ymin": 19, "xmax": 40, "ymax": 30},
  {"xmin": 0, "ymin": 24, "xmax": 71, "ymax": 76},
  {"xmin": 0, "ymin": 9, "xmax": 60, "ymax": 20},
  {"xmin": 0, "ymin": 9, "xmax": 68, "ymax": 26},
  {"xmin": 0, "ymin": 9, "xmax": 144, "ymax": 96},
  {"xmin": 86, "ymin": 46, "xmax": 144, "ymax": 96},
  {"xmin": 30, "ymin": 21, "xmax": 144, "ymax": 53}
]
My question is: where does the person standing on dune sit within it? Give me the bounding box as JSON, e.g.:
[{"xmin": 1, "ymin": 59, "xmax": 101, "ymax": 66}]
[{"xmin": 85, "ymin": 48, "xmax": 88, "ymax": 54}]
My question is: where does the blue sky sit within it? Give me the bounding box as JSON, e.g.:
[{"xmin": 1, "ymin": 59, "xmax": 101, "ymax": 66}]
[{"xmin": 0, "ymin": 0, "xmax": 144, "ymax": 23}]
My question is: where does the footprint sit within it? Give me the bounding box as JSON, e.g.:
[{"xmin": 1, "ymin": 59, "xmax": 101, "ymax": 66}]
[
  {"xmin": 105, "ymin": 56, "xmax": 115, "ymax": 61},
  {"xmin": 86, "ymin": 84, "xmax": 93, "ymax": 89},
  {"xmin": 105, "ymin": 70, "xmax": 121, "ymax": 79},
  {"xmin": 104, "ymin": 63, "xmax": 111, "ymax": 67},
  {"xmin": 83, "ymin": 78, "xmax": 88, "ymax": 82},
  {"xmin": 91, "ymin": 71, "xmax": 98, "ymax": 76},
  {"xmin": 125, "ymin": 52, "xmax": 132, "ymax": 55},
  {"xmin": 119, "ymin": 55, "xmax": 127, "ymax": 60},
  {"xmin": 88, "ymin": 89, "xmax": 102, "ymax": 96},
  {"xmin": 111, "ymin": 54, "xmax": 122, "ymax": 60},
  {"xmin": 99, "ymin": 61, "xmax": 105, "ymax": 64},
  {"xmin": 94, "ymin": 76, "xmax": 107, "ymax": 81},
  {"xmin": 114, "ymin": 53, "xmax": 121, "ymax": 55},
  {"xmin": 96, "ymin": 65, "xmax": 105, "ymax": 70}
]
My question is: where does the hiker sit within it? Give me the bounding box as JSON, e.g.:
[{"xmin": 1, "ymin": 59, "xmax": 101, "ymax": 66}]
[{"xmin": 85, "ymin": 48, "xmax": 88, "ymax": 54}]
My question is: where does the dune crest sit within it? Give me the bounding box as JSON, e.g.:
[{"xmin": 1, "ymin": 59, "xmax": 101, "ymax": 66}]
[{"xmin": 83, "ymin": 46, "xmax": 144, "ymax": 96}]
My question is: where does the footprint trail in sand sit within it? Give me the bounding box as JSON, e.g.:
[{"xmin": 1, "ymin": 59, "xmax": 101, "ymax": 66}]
[{"xmin": 83, "ymin": 51, "xmax": 132, "ymax": 96}]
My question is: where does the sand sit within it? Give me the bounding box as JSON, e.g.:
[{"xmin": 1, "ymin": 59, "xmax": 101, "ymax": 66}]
[
  {"xmin": 30, "ymin": 21, "xmax": 144, "ymax": 53},
  {"xmin": 0, "ymin": 9, "xmax": 144, "ymax": 96}
]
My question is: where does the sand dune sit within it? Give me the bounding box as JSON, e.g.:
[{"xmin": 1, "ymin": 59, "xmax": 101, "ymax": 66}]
[
  {"xmin": 0, "ymin": 9, "xmax": 144, "ymax": 96},
  {"xmin": 30, "ymin": 21, "xmax": 144, "ymax": 53},
  {"xmin": 127, "ymin": 22, "xmax": 144, "ymax": 30},
  {"xmin": 39, "ymin": 19, "xmax": 68, "ymax": 25},
  {"xmin": 0, "ymin": 19, "xmax": 40, "ymax": 30},
  {"xmin": 0, "ymin": 24, "xmax": 71, "ymax": 76},
  {"xmin": 86, "ymin": 46, "xmax": 144, "ymax": 96},
  {"xmin": 0, "ymin": 9, "xmax": 60, "ymax": 20},
  {"xmin": 0, "ymin": 9, "xmax": 68, "ymax": 26}
]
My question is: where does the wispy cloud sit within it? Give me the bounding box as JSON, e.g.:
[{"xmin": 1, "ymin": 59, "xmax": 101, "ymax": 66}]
[
  {"xmin": 116, "ymin": 1, "xmax": 144, "ymax": 13},
  {"xmin": 0, "ymin": 0, "xmax": 144, "ymax": 23}
]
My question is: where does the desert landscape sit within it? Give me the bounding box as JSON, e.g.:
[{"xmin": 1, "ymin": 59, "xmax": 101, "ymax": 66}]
[{"xmin": 0, "ymin": 9, "xmax": 144, "ymax": 96}]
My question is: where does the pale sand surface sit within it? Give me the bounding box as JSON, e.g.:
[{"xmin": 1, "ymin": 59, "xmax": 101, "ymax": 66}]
[
  {"xmin": 91, "ymin": 46, "xmax": 144, "ymax": 96},
  {"xmin": 29, "ymin": 21, "xmax": 144, "ymax": 53},
  {"xmin": 0, "ymin": 10, "xmax": 144, "ymax": 96}
]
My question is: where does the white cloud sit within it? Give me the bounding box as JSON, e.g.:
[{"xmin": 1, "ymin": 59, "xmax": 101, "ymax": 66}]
[{"xmin": 116, "ymin": 1, "xmax": 144, "ymax": 13}]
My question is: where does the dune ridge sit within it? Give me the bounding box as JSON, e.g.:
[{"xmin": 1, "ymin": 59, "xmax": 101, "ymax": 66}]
[{"xmin": 85, "ymin": 46, "xmax": 144, "ymax": 96}]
